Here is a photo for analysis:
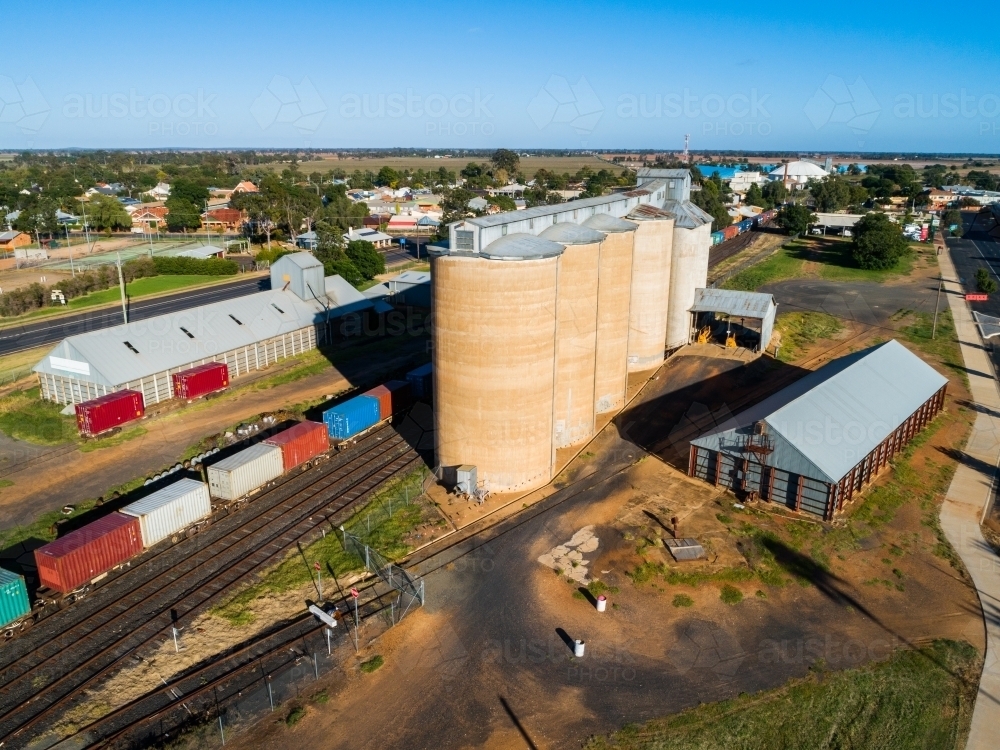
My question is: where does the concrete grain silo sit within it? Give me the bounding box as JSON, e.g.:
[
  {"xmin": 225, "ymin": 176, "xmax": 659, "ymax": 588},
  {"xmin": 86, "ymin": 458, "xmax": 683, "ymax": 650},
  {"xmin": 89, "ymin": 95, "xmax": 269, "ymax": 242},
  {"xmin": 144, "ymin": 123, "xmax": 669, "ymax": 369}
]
[
  {"xmin": 582, "ymin": 214, "xmax": 637, "ymax": 414},
  {"xmin": 624, "ymin": 205, "xmax": 675, "ymax": 372},
  {"xmin": 430, "ymin": 234, "xmax": 565, "ymax": 494},
  {"xmin": 539, "ymin": 223, "xmax": 605, "ymax": 448},
  {"xmin": 662, "ymin": 201, "xmax": 715, "ymax": 350}
]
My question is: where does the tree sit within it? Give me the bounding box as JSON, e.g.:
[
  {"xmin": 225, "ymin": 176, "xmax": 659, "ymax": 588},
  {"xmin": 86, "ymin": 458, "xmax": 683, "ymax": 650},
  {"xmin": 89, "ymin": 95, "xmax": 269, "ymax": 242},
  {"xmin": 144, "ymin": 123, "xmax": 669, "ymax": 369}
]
[
  {"xmin": 86, "ymin": 194, "xmax": 132, "ymax": 231},
  {"xmin": 345, "ymin": 240, "xmax": 385, "ymax": 279},
  {"xmin": 942, "ymin": 209, "xmax": 963, "ymax": 229},
  {"xmin": 435, "ymin": 186, "xmax": 477, "ymax": 238},
  {"xmin": 761, "ymin": 181, "xmax": 788, "ymax": 207},
  {"xmin": 490, "ymin": 195, "xmax": 517, "ymax": 212},
  {"xmin": 976, "ymin": 268, "xmax": 998, "ymax": 294},
  {"xmin": 165, "ymin": 199, "xmax": 202, "ymax": 232},
  {"xmin": 691, "ymin": 176, "xmax": 732, "ymax": 232},
  {"xmin": 744, "ymin": 183, "xmax": 764, "ymax": 207},
  {"xmin": 852, "ymin": 212, "xmax": 909, "ymax": 270},
  {"xmin": 490, "ymin": 149, "xmax": 520, "ymax": 177},
  {"xmin": 375, "ymin": 166, "xmax": 399, "ymax": 188},
  {"xmin": 776, "ymin": 204, "xmax": 816, "ymax": 236}
]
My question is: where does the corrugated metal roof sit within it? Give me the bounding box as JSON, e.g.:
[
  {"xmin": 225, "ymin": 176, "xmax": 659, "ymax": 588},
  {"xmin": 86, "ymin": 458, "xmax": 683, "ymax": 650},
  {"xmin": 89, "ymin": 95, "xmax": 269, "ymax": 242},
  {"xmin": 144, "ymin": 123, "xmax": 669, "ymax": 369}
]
[
  {"xmin": 582, "ymin": 214, "xmax": 637, "ymax": 233},
  {"xmin": 34, "ymin": 285, "xmax": 353, "ymax": 388},
  {"xmin": 539, "ymin": 223, "xmax": 605, "ymax": 244},
  {"xmin": 690, "ymin": 288, "xmax": 776, "ymax": 318},
  {"xmin": 121, "ymin": 478, "xmax": 206, "ymax": 515},
  {"xmin": 691, "ymin": 340, "xmax": 948, "ymax": 483},
  {"xmin": 176, "ymin": 245, "xmax": 224, "ymax": 259},
  {"xmin": 637, "ymin": 168, "xmax": 691, "ymax": 179},
  {"xmin": 281, "ymin": 251, "xmax": 323, "ymax": 270},
  {"xmin": 661, "ymin": 200, "xmax": 713, "ymax": 229},
  {"xmin": 481, "ymin": 233, "xmax": 564, "ymax": 260},
  {"xmin": 464, "ymin": 181, "xmax": 667, "ymax": 228},
  {"xmin": 628, "ymin": 204, "xmax": 674, "ymax": 221}
]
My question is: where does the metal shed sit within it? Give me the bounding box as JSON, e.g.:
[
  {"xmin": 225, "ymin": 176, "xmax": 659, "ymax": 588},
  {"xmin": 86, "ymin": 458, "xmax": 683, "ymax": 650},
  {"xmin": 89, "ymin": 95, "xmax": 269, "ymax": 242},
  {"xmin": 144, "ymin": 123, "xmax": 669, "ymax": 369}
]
[
  {"xmin": 689, "ymin": 288, "xmax": 777, "ymax": 353},
  {"xmin": 688, "ymin": 340, "xmax": 948, "ymax": 519}
]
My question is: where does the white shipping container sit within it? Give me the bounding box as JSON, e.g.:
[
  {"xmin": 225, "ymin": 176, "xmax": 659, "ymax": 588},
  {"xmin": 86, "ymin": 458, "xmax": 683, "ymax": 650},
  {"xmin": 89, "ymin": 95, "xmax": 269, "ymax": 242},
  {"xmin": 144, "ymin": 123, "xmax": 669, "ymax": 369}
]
[
  {"xmin": 207, "ymin": 443, "xmax": 284, "ymax": 500},
  {"xmin": 121, "ymin": 478, "xmax": 212, "ymax": 548}
]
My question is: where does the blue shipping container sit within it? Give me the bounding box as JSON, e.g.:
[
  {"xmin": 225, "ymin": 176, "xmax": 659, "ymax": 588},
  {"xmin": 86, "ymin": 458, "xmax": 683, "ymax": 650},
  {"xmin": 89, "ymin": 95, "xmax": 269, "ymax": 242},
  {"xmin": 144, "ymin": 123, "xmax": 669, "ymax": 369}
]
[
  {"xmin": 323, "ymin": 395, "xmax": 381, "ymax": 440},
  {"xmin": 406, "ymin": 363, "xmax": 433, "ymax": 399},
  {"xmin": 0, "ymin": 569, "xmax": 30, "ymax": 629},
  {"xmin": 711, "ymin": 231, "xmax": 724, "ymax": 246},
  {"xmin": 737, "ymin": 219, "xmax": 753, "ymax": 232}
]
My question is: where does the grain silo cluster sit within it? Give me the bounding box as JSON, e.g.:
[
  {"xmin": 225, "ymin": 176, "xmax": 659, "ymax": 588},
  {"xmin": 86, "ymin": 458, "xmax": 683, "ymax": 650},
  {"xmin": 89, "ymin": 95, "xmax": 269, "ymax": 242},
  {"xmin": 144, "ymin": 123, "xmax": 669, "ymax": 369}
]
[{"xmin": 432, "ymin": 169, "xmax": 713, "ymax": 494}]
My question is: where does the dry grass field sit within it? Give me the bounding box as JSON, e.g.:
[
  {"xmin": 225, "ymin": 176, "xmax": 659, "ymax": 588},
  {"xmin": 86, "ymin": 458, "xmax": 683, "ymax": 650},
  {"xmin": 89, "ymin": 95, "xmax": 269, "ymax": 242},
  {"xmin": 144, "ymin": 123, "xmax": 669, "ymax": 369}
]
[{"xmin": 271, "ymin": 153, "xmax": 618, "ymax": 175}]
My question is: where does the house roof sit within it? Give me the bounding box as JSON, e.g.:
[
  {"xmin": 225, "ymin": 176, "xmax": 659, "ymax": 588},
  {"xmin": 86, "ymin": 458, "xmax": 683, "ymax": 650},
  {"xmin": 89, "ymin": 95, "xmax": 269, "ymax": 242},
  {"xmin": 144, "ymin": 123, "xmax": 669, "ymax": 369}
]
[
  {"xmin": 175, "ymin": 245, "xmax": 224, "ymax": 260},
  {"xmin": 691, "ymin": 340, "xmax": 948, "ymax": 484},
  {"xmin": 345, "ymin": 228, "xmax": 392, "ymax": 243},
  {"xmin": 0, "ymin": 231, "xmax": 24, "ymax": 242}
]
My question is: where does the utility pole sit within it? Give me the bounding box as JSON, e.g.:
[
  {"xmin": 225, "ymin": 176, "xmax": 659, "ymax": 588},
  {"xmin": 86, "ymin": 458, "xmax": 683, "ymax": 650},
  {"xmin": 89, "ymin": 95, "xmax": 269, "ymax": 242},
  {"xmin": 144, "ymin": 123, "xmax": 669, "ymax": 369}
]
[
  {"xmin": 65, "ymin": 225, "xmax": 75, "ymax": 277},
  {"xmin": 932, "ymin": 277, "xmax": 943, "ymax": 339},
  {"xmin": 116, "ymin": 252, "xmax": 128, "ymax": 324}
]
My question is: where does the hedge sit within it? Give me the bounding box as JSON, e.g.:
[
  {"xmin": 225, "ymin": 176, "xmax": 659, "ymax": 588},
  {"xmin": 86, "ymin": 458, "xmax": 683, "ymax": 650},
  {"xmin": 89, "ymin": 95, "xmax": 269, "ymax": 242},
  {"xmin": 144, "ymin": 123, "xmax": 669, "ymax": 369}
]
[{"xmin": 152, "ymin": 256, "xmax": 238, "ymax": 275}]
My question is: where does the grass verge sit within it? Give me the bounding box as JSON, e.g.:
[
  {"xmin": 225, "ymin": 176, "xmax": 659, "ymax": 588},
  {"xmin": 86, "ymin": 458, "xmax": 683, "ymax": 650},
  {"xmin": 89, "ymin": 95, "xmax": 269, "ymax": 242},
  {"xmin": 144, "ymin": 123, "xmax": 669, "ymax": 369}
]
[
  {"xmin": 722, "ymin": 245, "xmax": 804, "ymax": 291},
  {"xmin": 211, "ymin": 468, "xmax": 429, "ymax": 626},
  {"xmin": 773, "ymin": 311, "xmax": 844, "ymax": 362},
  {"xmin": 585, "ymin": 640, "xmax": 979, "ymax": 750}
]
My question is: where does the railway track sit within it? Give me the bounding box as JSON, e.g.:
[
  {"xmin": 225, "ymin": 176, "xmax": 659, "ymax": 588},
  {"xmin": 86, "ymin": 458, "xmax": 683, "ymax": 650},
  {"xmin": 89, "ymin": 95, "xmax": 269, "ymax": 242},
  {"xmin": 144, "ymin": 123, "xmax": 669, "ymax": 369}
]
[
  {"xmin": 55, "ymin": 444, "xmax": 642, "ymax": 749},
  {"xmin": 0, "ymin": 426, "xmax": 420, "ymax": 748}
]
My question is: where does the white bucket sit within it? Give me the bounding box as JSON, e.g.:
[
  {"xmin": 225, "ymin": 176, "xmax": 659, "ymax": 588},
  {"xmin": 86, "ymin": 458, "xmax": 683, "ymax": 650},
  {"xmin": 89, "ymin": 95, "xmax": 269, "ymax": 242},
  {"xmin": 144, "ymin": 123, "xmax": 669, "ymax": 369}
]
[
  {"xmin": 574, "ymin": 639, "xmax": 585, "ymax": 657},
  {"xmin": 596, "ymin": 595, "xmax": 607, "ymax": 612}
]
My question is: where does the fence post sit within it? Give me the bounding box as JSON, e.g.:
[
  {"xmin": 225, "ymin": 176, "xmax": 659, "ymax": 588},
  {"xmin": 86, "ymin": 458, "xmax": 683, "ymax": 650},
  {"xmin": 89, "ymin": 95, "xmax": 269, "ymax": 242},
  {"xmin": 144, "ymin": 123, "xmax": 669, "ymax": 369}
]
[{"xmin": 219, "ymin": 714, "xmax": 225, "ymax": 745}]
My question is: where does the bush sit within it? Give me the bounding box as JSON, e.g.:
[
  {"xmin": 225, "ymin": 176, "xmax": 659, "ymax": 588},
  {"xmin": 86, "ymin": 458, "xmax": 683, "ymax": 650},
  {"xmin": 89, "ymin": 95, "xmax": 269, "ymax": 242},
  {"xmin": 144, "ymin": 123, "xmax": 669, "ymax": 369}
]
[
  {"xmin": 152, "ymin": 256, "xmax": 238, "ymax": 275},
  {"xmin": 360, "ymin": 655, "xmax": 384, "ymax": 673},
  {"xmin": 720, "ymin": 585, "xmax": 743, "ymax": 605},
  {"xmin": 672, "ymin": 594, "xmax": 694, "ymax": 608},
  {"xmin": 852, "ymin": 213, "xmax": 909, "ymax": 270},
  {"xmin": 976, "ymin": 268, "xmax": 997, "ymax": 293},
  {"xmin": 285, "ymin": 706, "xmax": 306, "ymax": 726},
  {"xmin": 345, "ymin": 240, "xmax": 385, "ymax": 279}
]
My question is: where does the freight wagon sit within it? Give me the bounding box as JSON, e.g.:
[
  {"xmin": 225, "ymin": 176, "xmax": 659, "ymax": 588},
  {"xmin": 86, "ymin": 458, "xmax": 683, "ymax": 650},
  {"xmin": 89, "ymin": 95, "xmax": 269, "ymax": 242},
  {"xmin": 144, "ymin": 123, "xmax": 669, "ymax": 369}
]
[
  {"xmin": 121, "ymin": 478, "xmax": 213, "ymax": 547},
  {"xmin": 0, "ymin": 569, "xmax": 31, "ymax": 639},
  {"xmin": 264, "ymin": 420, "xmax": 329, "ymax": 471},
  {"xmin": 34, "ymin": 512, "xmax": 144, "ymax": 598},
  {"xmin": 405, "ymin": 363, "xmax": 433, "ymax": 399},
  {"xmin": 75, "ymin": 390, "xmax": 145, "ymax": 437},
  {"xmin": 207, "ymin": 443, "xmax": 284, "ymax": 501},
  {"xmin": 172, "ymin": 362, "xmax": 230, "ymax": 400}
]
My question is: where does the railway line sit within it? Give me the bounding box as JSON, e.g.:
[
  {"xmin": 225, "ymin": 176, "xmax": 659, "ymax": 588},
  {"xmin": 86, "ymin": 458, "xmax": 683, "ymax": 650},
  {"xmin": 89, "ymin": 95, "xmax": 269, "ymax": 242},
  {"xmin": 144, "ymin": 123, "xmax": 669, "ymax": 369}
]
[
  {"xmin": 52, "ymin": 438, "xmax": 644, "ymax": 749},
  {"xmin": 0, "ymin": 425, "xmax": 420, "ymax": 748}
]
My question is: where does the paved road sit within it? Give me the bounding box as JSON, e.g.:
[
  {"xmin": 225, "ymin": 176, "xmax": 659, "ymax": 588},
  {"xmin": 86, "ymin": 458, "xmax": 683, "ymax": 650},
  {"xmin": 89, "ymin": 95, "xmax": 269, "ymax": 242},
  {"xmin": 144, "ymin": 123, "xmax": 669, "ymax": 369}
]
[
  {"xmin": 947, "ymin": 211, "xmax": 1000, "ymax": 373},
  {"xmin": 0, "ymin": 275, "xmax": 269, "ymax": 357},
  {"xmin": 936, "ymin": 246, "xmax": 1000, "ymax": 750},
  {"xmin": 761, "ymin": 277, "xmax": 938, "ymax": 329}
]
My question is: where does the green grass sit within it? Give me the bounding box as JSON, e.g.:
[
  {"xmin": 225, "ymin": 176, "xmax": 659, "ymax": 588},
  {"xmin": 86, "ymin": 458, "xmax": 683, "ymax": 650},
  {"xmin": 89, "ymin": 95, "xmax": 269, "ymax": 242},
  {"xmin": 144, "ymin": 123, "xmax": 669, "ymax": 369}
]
[
  {"xmin": 722, "ymin": 245, "xmax": 805, "ymax": 291},
  {"xmin": 211, "ymin": 468, "xmax": 428, "ymax": 626},
  {"xmin": 285, "ymin": 706, "xmax": 306, "ymax": 726},
  {"xmin": 360, "ymin": 655, "xmax": 384, "ymax": 673},
  {"xmin": 719, "ymin": 584, "xmax": 743, "ymax": 605},
  {"xmin": 721, "ymin": 237, "xmax": 915, "ymax": 292},
  {"xmin": 671, "ymin": 594, "xmax": 694, "ymax": 608},
  {"xmin": 773, "ymin": 311, "xmax": 844, "ymax": 362},
  {"xmin": 900, "ymin": 310, "xmax": 964, "ymax": 378},
  {"xmin": 585, "ymin": 640, "xmax": 979, "ymax": 750},
  {"xmin": 0, "ymin": 388, "xmax": 75, "ymax": 445}
]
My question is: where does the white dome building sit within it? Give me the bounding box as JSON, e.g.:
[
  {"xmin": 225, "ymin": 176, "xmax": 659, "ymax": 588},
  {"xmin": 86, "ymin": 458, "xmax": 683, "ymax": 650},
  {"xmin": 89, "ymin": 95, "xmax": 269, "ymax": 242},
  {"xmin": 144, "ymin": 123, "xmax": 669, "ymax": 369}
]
[{"xmin": 768, "ymin": 161, "xmax": 829, "ymax": 187}]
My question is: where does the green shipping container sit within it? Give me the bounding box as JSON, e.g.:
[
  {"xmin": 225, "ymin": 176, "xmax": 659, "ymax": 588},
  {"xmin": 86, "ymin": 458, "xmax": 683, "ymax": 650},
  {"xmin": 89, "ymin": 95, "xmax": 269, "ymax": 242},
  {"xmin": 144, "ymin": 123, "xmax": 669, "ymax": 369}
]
[{"xmin": 0, "ymin": 569, "xmax": 30, "ymax": 629}]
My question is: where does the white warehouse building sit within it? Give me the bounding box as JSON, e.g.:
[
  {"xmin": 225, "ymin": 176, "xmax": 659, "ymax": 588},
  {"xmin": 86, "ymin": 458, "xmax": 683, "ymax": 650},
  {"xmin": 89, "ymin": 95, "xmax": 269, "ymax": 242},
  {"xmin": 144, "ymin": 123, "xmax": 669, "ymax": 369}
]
[{"xmin": 34, "ymin": 253, "xmax": 390, "ymax": 406}]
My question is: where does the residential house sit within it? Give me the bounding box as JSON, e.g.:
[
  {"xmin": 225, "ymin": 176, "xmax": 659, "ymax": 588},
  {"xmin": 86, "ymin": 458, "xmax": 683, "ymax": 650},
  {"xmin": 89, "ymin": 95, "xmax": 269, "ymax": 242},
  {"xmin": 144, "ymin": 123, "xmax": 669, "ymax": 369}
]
[
  {"xmin": 928, "ymin": 189, "xmax": 955, "ymax": 209},
  {"xmin": 144, "ymin": 182, "xmax": 171, "ymax": 201},
  {"xmin": 295, "ymin": 231, "xmax": 319, "ymax": 250},
  {"xmin": 344, "ymin": 227, "xmax": 392, "ymax": 249},
  {"xmin": 0, "ymin": 231, "xmax": 31, "ymax": 252},
  {"xmin": 131, "ymin": 205, "xmax": 169, "ymax": 233},
  {"xmin": 232, "ymin": 180, "xmax": 259, "ymax": 194},
  {"xmin": 202, "ymin": 208, "xmax": 245, "ymax": 233}
]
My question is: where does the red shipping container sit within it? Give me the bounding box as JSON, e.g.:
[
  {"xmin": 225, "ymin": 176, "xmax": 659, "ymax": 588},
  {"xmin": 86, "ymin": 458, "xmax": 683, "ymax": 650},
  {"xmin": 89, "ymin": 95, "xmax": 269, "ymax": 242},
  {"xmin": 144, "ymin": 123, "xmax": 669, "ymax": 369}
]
[
  {"xmin": 75, "ymin": 390, "xmax": 145, "ymax": 437},
  {"xmin": 34, "ymin": 513, "xmax": 143, "ymax": 594},
  {"xmin": 172, "ymin": 362, "xmax": 230, "ymax": 400},
  {"xmin": 264, "ymin": 421, "xmax": 330, "ymax": 470},
  {"xmin": 723, "ymin": 225, "xmax": 739, "ymax": 241},
  {"xmin": 363, "ymin": 380, "xmax": 412, "ymax": 420}
]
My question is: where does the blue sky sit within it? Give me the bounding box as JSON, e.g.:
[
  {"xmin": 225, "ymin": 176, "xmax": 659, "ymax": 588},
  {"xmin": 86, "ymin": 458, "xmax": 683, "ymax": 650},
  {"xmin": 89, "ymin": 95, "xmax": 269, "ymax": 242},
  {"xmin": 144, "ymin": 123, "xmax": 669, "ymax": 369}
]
[{"xmin": 1, "ymin": 0, "xmax": 998, "ymax": 152}]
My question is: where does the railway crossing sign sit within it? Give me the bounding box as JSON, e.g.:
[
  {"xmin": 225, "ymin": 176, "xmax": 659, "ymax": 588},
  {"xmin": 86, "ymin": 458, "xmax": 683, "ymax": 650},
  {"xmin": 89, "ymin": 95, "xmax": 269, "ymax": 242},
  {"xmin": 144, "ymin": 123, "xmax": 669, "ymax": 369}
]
[
  {"xmin": 314, "ymin": 562, "xmax": 320, "ymax": 571},
  {"xmin": 350, "ymin": 587, "xmax": 360, "ymax": 598},
  {"xmin": 309, "ymin": 604, "xmax": 337, "ymax": 629}
]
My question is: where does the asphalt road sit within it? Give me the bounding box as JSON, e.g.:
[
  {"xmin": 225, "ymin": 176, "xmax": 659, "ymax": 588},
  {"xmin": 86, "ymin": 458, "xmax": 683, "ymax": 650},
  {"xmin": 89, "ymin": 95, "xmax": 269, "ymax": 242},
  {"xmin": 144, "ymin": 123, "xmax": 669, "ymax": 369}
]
[
  {"xmin": 0, "ymin": 275, "xmax": 270, "ymax": 357},
  {"xmin": 945, "ymin": 211, "xmax": 1000, "ymax": 374}
]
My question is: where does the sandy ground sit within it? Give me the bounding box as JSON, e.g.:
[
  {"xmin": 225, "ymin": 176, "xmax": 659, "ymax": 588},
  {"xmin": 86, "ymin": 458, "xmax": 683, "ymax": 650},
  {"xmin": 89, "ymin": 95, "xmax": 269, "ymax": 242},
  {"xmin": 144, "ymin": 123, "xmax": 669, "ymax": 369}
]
[{"xmin": 222, "ymin": 330, "xmax": 982, "ymax": 750}]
